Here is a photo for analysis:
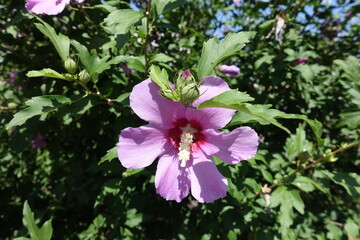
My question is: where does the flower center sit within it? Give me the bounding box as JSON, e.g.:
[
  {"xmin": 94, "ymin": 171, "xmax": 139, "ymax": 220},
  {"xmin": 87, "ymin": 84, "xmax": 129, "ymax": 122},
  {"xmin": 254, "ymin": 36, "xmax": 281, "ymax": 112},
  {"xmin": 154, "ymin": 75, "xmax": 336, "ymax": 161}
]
[
  {"xmin": 166, "ymin": 118, "xmax": 205, "ymax": 167},
  {"xmin": 178, "ymin": 124, "xmax": 197, "ymax": 167}
]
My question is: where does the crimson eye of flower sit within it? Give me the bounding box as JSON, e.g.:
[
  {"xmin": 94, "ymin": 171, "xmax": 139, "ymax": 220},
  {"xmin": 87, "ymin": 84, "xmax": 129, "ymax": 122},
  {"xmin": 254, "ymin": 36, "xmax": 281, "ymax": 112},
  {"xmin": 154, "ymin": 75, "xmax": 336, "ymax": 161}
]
[{"xmin": 118, "ymin": 77, "xmax": 259, "ymax": 203}]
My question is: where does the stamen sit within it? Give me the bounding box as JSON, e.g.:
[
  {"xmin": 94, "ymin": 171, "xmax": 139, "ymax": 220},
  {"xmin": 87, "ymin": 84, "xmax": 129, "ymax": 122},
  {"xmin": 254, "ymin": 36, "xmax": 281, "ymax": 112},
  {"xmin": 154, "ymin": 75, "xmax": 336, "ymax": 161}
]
[{"xmin": 177, "ymin": 124, "xmax": 197, "ymax": 167}]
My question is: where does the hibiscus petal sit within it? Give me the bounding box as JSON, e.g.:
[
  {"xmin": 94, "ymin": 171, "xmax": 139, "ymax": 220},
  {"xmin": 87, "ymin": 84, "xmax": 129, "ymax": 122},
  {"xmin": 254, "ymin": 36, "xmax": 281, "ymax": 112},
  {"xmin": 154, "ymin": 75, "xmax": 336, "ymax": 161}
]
[
  {"xmin": 185, "ymin": 107, "xmax": 235, "ymax": 130},
  {"xmin": 130, "ymin": 79, "xmax": 186, "ymax": 128},
  {"xmin": 26, "ymin": 0, "xmax": 69, "ymax": 15},
  {"xmin": 200, "ymin": 127, "xmax": 259, "ymax": 164},
  {"xmin": 192, "ymin": 76, "xmax": 232, "ymax": 107},
  {"xmin": 189, "ymin": 150, "xmax": 228, "ymax": 203},
  {"xmin": 155, "ymin": 149, "xmax": 191, "ymax": 202},
  {"xmin": 118, "ymin": 124, "xmax": 171, "ymax": 169},
  {"xmin": 186, "ymin": 76, "xmax": 235, "ymax": 129}
]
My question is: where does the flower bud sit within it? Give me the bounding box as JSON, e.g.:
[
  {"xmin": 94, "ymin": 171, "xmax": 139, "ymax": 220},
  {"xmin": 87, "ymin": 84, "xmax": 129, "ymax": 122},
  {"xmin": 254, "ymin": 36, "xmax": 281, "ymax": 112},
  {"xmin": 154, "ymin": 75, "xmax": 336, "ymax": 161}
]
[
  {"xmin": 181, "ymin": 83, "xmax": 200, "ymax": 103},
  {"xmin": 160, "ymin": 89, "xmax": 175, "ymax": 100},
  {"xmin": 176, "ymin": 70, "xmax": 193, "ymax": 87},
  {"xmin": 64, "ymin": 57, "xmax": 77, "ymax": 74},
  {"xmin": 78, "ymin": 69, "xmax": 91, "ymax": 84},
  {"xmin": 324, "ymin": 149, "xmax": 338, "ymax": 162}
]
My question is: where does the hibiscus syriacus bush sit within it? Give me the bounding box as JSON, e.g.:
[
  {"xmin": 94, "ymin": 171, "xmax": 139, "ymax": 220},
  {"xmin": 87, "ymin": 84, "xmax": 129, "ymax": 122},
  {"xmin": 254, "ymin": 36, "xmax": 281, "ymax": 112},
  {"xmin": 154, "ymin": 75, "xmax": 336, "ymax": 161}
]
[
  {"xmin": 118, "ymin": 76, "xmax": 259, "ymax": 203},
  {"xmin": 2, "ymin": 0, "xmax": 360, "ymax": 239}
]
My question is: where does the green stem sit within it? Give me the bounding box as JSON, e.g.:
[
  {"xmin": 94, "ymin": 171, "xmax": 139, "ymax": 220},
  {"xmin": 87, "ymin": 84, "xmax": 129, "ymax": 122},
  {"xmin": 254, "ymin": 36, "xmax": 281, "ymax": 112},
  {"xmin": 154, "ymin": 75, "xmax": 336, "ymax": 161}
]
[
  {"xmin": 144, "ymin": 0, "xmax": 152, "ymax": 73},
  {"xmin": 248, "ymin": 140, "xmax": 360, "ymax": 203}
]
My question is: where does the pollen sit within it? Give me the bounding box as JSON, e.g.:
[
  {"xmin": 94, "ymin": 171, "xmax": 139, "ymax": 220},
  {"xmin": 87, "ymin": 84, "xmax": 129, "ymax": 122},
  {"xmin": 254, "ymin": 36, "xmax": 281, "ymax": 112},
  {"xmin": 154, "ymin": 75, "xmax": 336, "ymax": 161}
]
[{"xmin": 178, "ymin": 124, "xmax": 197, "ymax": 167}]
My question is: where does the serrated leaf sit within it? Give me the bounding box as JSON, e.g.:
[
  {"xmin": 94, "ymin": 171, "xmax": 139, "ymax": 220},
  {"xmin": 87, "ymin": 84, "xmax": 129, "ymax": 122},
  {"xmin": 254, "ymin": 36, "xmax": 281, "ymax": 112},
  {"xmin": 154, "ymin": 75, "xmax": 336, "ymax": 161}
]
[
  {"xmin": 34, "ymin": 19, "xmax": 70, "ymax": 62},
  {"xmin": 322, "ymin": 171, "xmax": 360, "ymax": 197},
  {"xmin": 244, "ymin": 178, "xmax": 261, "ymax": 193},
  {"xmin": 197, "ymin": 90, "xmax": 254, "ymax": 109},
  {"xmin": 229, "ymin": 106, "xmax": 324, "ymax": 146},
  {"xmin": 22, "ymin": 201, "xmax": 53, "ymax": 240},
  {"xmin": 148, "ymin": 64, "xmax": 171, "ymax": 90},
  {"xmin": 284, "ymin": 125, "xmax": 313, "ymax": 161},
  {"xmin": 99, "ymin": 146, "xmax": 117, "ymax": 165},
  {"xmin": 334, "ymin": 56, "xmax": 360, "ymax": 82},
  {"xmin": 71, "ymin": 41, "xmax": 122, "ymax": 81},
  {"xmin": 196, "ymin": 31, "xmax": 255, "ymax": 79},
  {"xmin": 27, "ymin": 68, "xmax": 66, "ymax": 80},
  {"xmin": 103, "ymin": 9, "xmax": 143, "ymax": 35},
  {"xmin": 7, "ymin": 95, "xmax": 72, "ymax": 129},
  {"xmin": 337, "ymin": 111, "xmax": 360, "ymax": 129},
  {"xmin": 270, "ymin": 186, "xmax": 304, "ymax": 233},
  {"xmin": 344, "ymin": 218, "xmax": 360, "ymax": 238},
  {"xmin": 199, "ymin": 100, "xmax": 291, "ymax": 134}
]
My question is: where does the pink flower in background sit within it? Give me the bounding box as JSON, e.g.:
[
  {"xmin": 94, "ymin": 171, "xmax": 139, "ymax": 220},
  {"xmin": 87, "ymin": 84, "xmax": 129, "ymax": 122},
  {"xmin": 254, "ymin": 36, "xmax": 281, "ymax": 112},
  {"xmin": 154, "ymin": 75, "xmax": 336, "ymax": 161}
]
[
  {"xmin": 219, "ymin": 65, "xmax": 240, "ymax": 77},
  {"xmin": 7, "ymin": 71, "xmax": 19, "ymax": 84},
  {"xmin": 25, "ymin": 0, "xmax": 85, "ymax": 15},
  {"xmin": 345, "ymin": 11, "xmax": 353, "ymax": 19},
  {"xmin": 233, "ymin": 0, "xmax": 242, "ymax": 3},
  {"xmin": 120, "ymin": 62, "xmax": 135, "ymax": 77},
  {"xmin": 293, "ymin": 58, "xmax": 309, "ymax": 65},
  {"xmin": 117, "ymin": 77, "xmax": 258, "ymax": 203},
  {"xmin": 31, "ymin": 134, "xmax": 47, "ymax": 149}
]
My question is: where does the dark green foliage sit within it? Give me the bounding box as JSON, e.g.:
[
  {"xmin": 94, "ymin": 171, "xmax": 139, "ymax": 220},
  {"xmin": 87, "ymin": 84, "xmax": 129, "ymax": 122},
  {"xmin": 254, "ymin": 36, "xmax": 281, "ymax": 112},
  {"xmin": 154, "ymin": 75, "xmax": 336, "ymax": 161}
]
[{"xmin": 0, "ymin": 0, "xmax": 359, "ymax": 239}]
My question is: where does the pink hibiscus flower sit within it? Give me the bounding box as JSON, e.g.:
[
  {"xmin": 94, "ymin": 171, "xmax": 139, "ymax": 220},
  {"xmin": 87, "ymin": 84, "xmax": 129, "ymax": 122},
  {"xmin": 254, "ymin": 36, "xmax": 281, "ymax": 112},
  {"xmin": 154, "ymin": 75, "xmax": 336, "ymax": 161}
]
[
  {"xmin": 219, "ymin": 65, "xmax": 240, "ymax": 77},
  {"xmin": 117, "ymin": 77, "xmax": 259, "ymax": 203},
  {"xmin": 25, "ymin": 0, "xmax": 85, "ymax": 15}
]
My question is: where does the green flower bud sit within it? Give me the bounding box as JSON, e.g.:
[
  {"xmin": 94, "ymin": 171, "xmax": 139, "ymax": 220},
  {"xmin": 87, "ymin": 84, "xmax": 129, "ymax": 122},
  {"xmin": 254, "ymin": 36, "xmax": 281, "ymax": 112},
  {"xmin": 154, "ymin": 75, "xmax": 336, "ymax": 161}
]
[
  {"xmin": 160, "ymin": 89, "xmax": 175, "ymax": 100},
  {"xmin": 64, "ymin": 57, "xmax": 77, "ymax": 74},
  {"xmin": 176, "ymin": 70, "xmax": 191, "ymax": 87},
  {"xmin": 324, "ymin": 149, "xmax": 338, "ymax": 162},
  {"xmin": 181, "ymin": 83, "xmax": 200, "ymax": 103},
  {"xmin": 78, "ymin": 69, "xmax": 91, "ymax": 84}
]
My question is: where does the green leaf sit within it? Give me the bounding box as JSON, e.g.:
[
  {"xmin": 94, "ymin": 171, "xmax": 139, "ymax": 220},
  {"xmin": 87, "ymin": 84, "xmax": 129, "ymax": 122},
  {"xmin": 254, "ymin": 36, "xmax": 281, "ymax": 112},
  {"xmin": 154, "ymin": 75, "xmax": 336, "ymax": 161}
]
[
  {"xmin": 322, "ymin": 171, "xmax": 360, "ymax": 197},
  {"xmin": 71, "ymin": 41, "xmax": 122, "ymax": 80},
  {"xmin": 291, "ymin": 175, "xmax": 326, "ymax": 193},
  {"xmin": 148, "ymin": 64, "xmax": 171, "ymax": 90},
  {"xmin": 150, "ymin": 53, "xmax": 174, "ymax": 63},
  {"xmin": 22, "ymin": 201, "xmax": 53, "ymax": 240},
  {"xmin": 334, "ymin": 56, "xmax": 360, "ymax": 82},
  {"xmin": 254, "ymin": 55, "xmax": 274, "ymax": 69},
  {"xmin": 152, "ymin": 0, "xmax": 186, "ymax": 16},
  {"xmin": 196, "ymin": 31, "xmax": 255, "ymax": 79},
  {"xmin": 113, "ymin": 92, "xmax": 130, "ymax": 103},
  {"xmin": 7, "ymin": 95, "xmax": 71, "ymax": 129},
  {"xmin": 34, "ymin": 19, "xmax": 70, "ymax": 62},
  {"xmin": 284, "ymin": 125, "xmax": 313, "ymax": 161},
  {"xmin": 103, "ymin": 9, "xmax": 143, "ymax": 35},
  {"xmin": 344, "ymin": 218, "xmax": 360, "ymax": 238},
  {"xmin": 117, "ymin": 55, "xmax": 146, "ymax": 73},
  {"xmin": 244, "ymin": 178, "xmax": 261, "ymax": 193},
  {"xmin": 337, "ymin": 111, "xmax": 360, "ymax": 129},
  {"xmin": 200, "ymin": 100, "xmax": 291, "ymax": 134},
  {"xmin": 293, "ymin": 64, "xmax": 326, "ymax": 83},
  {"xmin": 99, "ymin": 147, "xmax": 117, "ymax": 165},
  {"xmin": 270, "ymin": 186, "xmax": 305, "ymax": 233},
  {"xmin": 125, "ymin": 209, "xmax": 143, "ymax": 228},
  {"xmin": 27, "ymin": 68, "xmax": 66, "ymax": 80},
  {"xmin": 229, "ymin": 106, "xmax": 324, "ymax": 146},
  {"xmin": 197, "ymin": 90, "xmax": 254, "ymax": 109}
]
